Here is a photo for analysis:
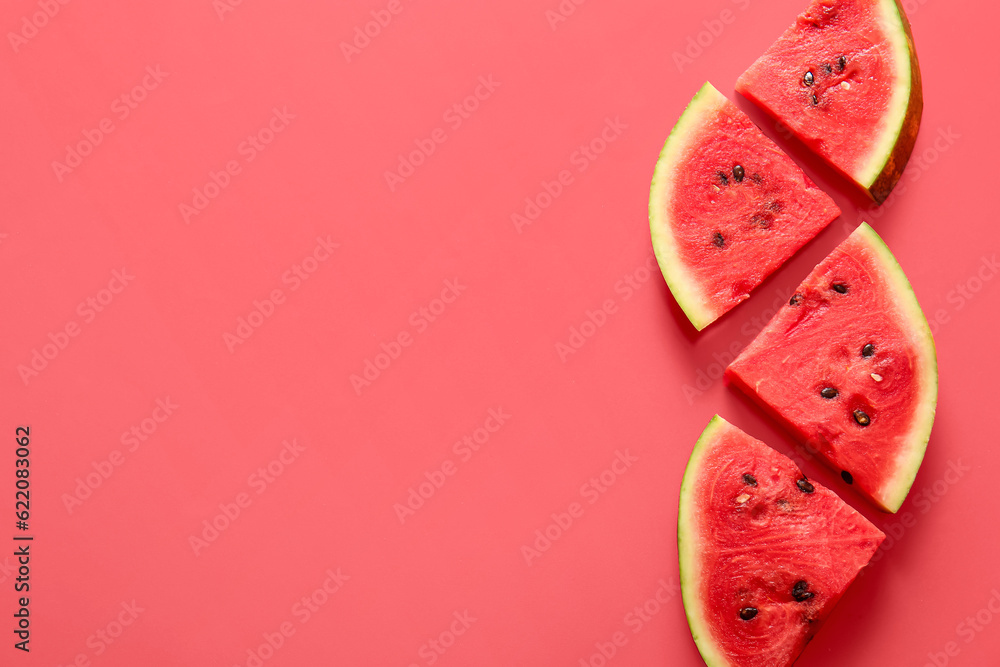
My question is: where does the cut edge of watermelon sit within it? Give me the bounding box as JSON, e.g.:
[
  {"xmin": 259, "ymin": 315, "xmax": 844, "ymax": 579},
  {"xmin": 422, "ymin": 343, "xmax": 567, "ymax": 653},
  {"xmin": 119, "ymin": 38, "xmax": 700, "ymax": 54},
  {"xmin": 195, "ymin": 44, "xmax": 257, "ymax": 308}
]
[
  {"xmin": 855, "ymin": 222, "xmax": 938, "ymax": 512},
  {"xmin": 677, "ymin": 414, "xmax": 732, "ymax": 667},
  {"xmin": 649, "ymin": 82, "xmax": 727, "ymax": 331},
  {"xmin": 861, "ymin": 0, "xmax": 923, "ymax": 201}
]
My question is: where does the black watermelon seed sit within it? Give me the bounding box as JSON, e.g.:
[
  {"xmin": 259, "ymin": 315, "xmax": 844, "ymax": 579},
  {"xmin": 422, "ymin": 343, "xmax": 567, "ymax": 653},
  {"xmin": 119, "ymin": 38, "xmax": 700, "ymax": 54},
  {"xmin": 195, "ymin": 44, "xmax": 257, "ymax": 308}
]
[
  {"xmin": 739, "ymin": 607, "xmax": 758, "ymax": 621},
  {"xmin": 822, "ymin": 62, "xmax": 833, "ymax": 74},
  {"xmin": 820, "ymin": 387, "xmax": 838, "ymax": 399},
  {"xmin": 713, "ymin": 232, "xmax": 725, "ymax": 248},
  {"xmin": 853, "ymin": 409, "xmax": 871, "ymax": 426},
  {"xmin": 842, "ymin": 470, "xmax": 854, "ymax": 484},
  {"xmin": 803, "ymin": 71, "xmax": 814, "ymax": 86},
  {"xmin": 838, "ymin": 55, "xmax": 847, "ymax": 71},
  {"xmin": 733, "ymin": 165, "xmax": 745, "ymax": 182},
  {"xmin": 718, "ymin": 172, "xmax": 729, "ymax": 186},
  {"xmin": 792, "ymin": 580, "xmax": 815, "ymax": 602},
  {"xmin": 796, "ymin": 478, "xmax": 815, "ymax": 494},
  {"xmin": 743, "ymin": 473, "xmax": 758, "ymax": 486},
  {"xmin": 832, "ymin": 282, "xmax": 848, "ymax": 293},
  {"xmin": 789, "ymin": 293, "xmax": 804, "ymax": 306},
  {"xmin": 862, "ymin": 343, "xmax": 875, "ymax": 358},
  {"xmin": 811, "ymin": 93, "xmax": 819, "ymax": 106}
]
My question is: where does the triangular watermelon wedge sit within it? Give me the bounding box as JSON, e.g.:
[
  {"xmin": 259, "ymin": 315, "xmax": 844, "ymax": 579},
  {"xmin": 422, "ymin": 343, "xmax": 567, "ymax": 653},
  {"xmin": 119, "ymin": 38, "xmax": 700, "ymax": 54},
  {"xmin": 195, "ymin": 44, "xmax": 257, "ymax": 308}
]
[
  {"xmin": 649, "ymin": 82, "xmax": 841, "ymax": 331},
  {"xmin": 726, "ymin": 223, "xmax": 937, "ymax": 512},
  {"xmin": 679, "ymin": 415, "xmax": 885, "ymax": 667},
  {"xmin": 736, "ymin": 0, "xmax": 922, "ymax": 204}
]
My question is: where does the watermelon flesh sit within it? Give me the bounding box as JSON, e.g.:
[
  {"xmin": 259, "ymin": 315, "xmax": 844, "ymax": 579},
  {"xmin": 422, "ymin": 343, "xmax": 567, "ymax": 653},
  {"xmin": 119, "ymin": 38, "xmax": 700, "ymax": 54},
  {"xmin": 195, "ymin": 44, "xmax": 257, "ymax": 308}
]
[
  {"xmin": 736, "ymin": 0, "xmax": 922, "ymax": 204},
  {"xmin": 649, "ymin": 82, "xmax": 841, "ymax": 331},
  {"xmin": 726, "ymin": 223, "xmax": 937, "ymax": 512},
  {"xmin": 679, "ymin": 416, "xmax": 885, "ymax": 667}
]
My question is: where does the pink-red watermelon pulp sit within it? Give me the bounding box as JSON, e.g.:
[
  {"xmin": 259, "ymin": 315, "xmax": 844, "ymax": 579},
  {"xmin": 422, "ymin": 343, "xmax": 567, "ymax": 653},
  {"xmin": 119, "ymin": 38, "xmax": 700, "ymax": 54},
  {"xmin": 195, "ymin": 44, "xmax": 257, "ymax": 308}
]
[
  {"xmin": 679, "ymin": 415, "xmax": 885, "ymax": 666},
  {"xmin": 726, "ymin": 223, "xmax": 937, "ymax": 512},
  {"xmin": 736, "ymin": 0, "xmax": 922, "ymax": 203},
  {"xmin": 649, "ymin": 83, "xmax": 840, "ymax": 330}
]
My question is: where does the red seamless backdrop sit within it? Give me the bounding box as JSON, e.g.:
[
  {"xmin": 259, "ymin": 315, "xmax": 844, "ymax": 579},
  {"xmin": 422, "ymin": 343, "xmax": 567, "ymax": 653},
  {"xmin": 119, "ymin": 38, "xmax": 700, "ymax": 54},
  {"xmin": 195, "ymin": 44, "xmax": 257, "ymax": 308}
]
[{"xmin": 0, "ymin": 0, "xmax": 997, "ymax": 665}]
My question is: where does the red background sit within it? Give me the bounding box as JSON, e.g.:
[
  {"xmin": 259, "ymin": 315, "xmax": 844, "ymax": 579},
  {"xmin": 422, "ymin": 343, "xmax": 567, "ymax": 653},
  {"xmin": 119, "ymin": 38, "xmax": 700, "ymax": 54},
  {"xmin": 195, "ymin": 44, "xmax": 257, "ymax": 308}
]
[{"xmin": 1, "ymin": 0, "xmax": 997, "ymax": 665}]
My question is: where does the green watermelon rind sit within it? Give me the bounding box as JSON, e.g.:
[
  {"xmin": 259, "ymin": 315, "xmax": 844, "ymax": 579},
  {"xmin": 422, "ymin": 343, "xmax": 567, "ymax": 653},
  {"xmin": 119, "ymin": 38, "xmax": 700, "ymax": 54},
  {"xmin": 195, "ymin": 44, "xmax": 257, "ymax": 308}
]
[
  {"xmin": 648, "ymin": 82, "xmax": 727, "ymax": 331},
  {"xmin": 677, "ymin": 414, "xmax": 733, "ymax": 667},
  {"xmin": 861, "ymin": 0, "xmax": 923, "ymax": 201},
  {"xmin": 854, "ymin": 222, "xmax": 938, "ymax": 512}
]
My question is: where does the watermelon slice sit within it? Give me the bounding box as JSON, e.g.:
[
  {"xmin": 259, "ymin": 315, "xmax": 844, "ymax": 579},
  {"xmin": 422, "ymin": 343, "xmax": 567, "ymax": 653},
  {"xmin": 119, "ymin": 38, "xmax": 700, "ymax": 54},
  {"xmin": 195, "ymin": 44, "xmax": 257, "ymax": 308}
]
[
  {"xmin": 726, "ymin": 223, "xmax": 937, "ymax": 512},
  {"xmin": 649, "ymin": 82, "xmax": 841, "ymax": 331},
  {"xmin": 736, "ymin": 0, "xmax": 922, "ymax": 204},
  {"xmin": 679, "ymin": 415, "xmax": 885, "ymax": 667}
]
